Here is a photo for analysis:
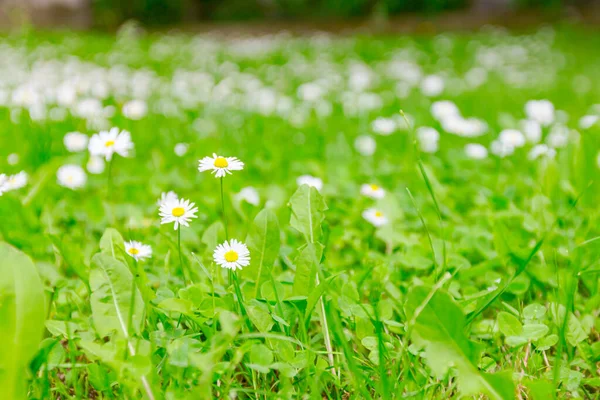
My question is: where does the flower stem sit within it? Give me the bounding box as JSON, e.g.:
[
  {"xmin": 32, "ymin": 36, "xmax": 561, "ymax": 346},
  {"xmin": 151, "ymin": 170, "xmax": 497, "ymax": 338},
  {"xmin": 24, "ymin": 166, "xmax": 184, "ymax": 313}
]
[
  {"xmin": 220, "ymin": 177, "xmax": 229, "ymax": 240},
  {"xmin": 178, "ymin": 225, "xmax": 190, "ymax": 285},
  {"xmin": 107, "ymin": 157, "xmax": 114, "ymax": 198}
]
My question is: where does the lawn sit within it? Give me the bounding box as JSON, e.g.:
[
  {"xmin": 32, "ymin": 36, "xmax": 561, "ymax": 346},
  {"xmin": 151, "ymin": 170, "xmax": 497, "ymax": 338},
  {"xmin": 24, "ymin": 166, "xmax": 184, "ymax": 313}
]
[{"xmin": 0, "ymin": 24, "xmax": 599, "ymax": 399}]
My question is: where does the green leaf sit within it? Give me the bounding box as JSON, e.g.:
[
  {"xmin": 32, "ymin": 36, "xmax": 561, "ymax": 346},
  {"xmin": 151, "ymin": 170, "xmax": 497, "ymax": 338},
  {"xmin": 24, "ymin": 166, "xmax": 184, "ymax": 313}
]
[
  {"xmin": 0, "ymin": 243, "xmax": 46, "ymax": 400},
  {"xmin": 497, "ymin": 312, "xmax": 523, "ymax": 337},
  {"xmin": 90, "ymin": 253, "xmax": 144, "ymax": 339},
  {"xmin": 99, "ymin": 228, "xmax": 125, "ymax": 260},
  {"xmin": 291, "ymin": 243, "xmax": 323, "ymax": 297},
  {"xmin": 201, "ymin": 221, "xmax": 224, "ymax": 253},
  {"xmin": 289, "ymin": 184, "xmax": 328, "ymax": 244},
  {"xmin": 243, "ymin": 209, "xmax": 280, "ymax": 297},
  {"xmin": 406, "ymin": 286, "xmax": 514, "ymax": 400},
  {"xmin": 522, "ymin": 324, "xmax": 549, "ymax": 341},
  {"xmin": 247, "ymin": 302, "xmax": 274, "ymax": 333},
  {"xmin": 248, "ymin": 343, "xmax": 273, "ymax": 373}
]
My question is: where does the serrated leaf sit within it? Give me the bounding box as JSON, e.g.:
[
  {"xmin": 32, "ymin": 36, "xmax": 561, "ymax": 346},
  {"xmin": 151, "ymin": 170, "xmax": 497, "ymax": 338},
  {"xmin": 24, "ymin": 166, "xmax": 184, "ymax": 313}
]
[
  {"xmin": 243, "ymin": 209, "xmax": 280, "ymax": 297},
  {"xmin": 289, "ymin": 184, "xmax": 327, "ymax": 244},
  {"xmin": 0, "ymin": 243, "xmax": 46, "ymax": 400},
  {"xmin": 90, "ymin": 253, "xmax": 144, "ymax": 339},
  {"xmin": 406, "ymin": 286, "xmax": 514, "ymax": 400}
]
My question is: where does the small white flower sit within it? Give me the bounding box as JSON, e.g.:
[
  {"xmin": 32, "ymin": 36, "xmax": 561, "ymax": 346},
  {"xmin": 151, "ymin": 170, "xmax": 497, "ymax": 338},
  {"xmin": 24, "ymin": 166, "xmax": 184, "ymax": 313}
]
[
  {"xmin": 57, "ymin": 164, "xmax": 87, "ymax": 190},
  {"xmin": 122, "ymin": 100, "xmax": 147, "ymax": 120},
  {"xmin": 159, "ymin": 197, "xmax": 198, "ymax": 230},
  {"xmin": 213, "ymin": 239, "xmax": 251, "ymax": 271},
  {"xmin": 7, "ymin": 153, "xmax": 19, "ymax": 165},
  {"xmin": 158, "ymin": 191, "xmax": 178, "ymax": 206},
  {"xmin": 237, "ymin": 187, "xmax": 260, "ymax": 206},
  {"xmin": 372, "ymin": 117, "xmax": 397, "ymax": 136},
  {"xmin": 88, "ymin": 127, "xmax": 134, "ymax": 161},
  {"xmin": 490, "ymin": 140, "xmax": 515, "ymax": 158},
  {"xmin": 546, "ymin": 124, "xmax": 569, "ymax": 148},
  {"xmin": 124, "ymin": 240, "xmax": 152, "ymax": 261},
  {"xmin": 362, "ymin": 208, "xmax": 388, "ymax": 227},
  {"xmin": 174, "ymin": 143, "xmax": 189, "ymax": 157},
  {"xmin": 465, "ymin": 143, "xmax": 488, "ymax": 160},
  {"xmin": 360, "ymin": 184, "xmax": 385, "ymax": 199},
  {"xmin": 431, "ymin": 100, "xmax": 460, "ymax": 122},
  {"xmin": 354, "ymin": 135, "xmax": 376, "ymax": 156},
  {"xmin": 525, "ymin": 100, "xmax": 555, "ymax": 126},
  {"xmin": 499, "ymin": 129, "xmax": 526, "ymax": 148},
  {"xmin": 528, "ymin": 144, "xmax": 556, "ymax": 160},
  {"xmin": 198, "ymin": 153, "xmax": 244, "ymax": 178},
  {"xmin": 297, "ymin": 175, "xmax": 323, "ymax": 191},
  {"xmin": 0, "ymin": 174, "xmax": 7, "ymax": 196},
  {"xmin": 421, "ymin": 75, "xmax": 444, "ymax": 97},
  {"xmin": 417, "ymin": 127, "xmax": 440, "ymax": 153},
  {"xmin": 3, "ymin": 171, "xmax": 28, "ymax": 192},
  {"xmin": 64, "ymin": 132, "xmax": 89, "ymax": 152},
  {"xmin": 579, "ymin": 115, "xmax": 598, "ymax": 130},
  {"xmin": 87, "ymin": 156, "xmax": 106, "ymax": 174},
  {"xmin": 521, "ymin": 120, "xmax": 542, "ymax": 143}
]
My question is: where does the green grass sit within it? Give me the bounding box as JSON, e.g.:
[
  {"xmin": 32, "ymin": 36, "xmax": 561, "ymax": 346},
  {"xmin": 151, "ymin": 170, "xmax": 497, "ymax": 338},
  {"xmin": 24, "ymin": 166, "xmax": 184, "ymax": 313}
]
[{"xmin": 0, "ymin": 25, "xmax": 599, "ymax": 399}]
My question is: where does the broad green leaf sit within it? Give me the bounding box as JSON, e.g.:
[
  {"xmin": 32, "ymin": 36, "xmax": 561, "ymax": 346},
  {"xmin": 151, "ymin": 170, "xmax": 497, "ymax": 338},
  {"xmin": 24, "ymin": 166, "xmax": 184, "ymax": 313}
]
[
  {"xmin": 289, "ymin": 184, "xmax": 327, "ymax": 244},
  {"xmin": 248, "ymin": 343, "xmax": 273, "ymax": 373},
  {"xmin": 99, "ymin": 228, "xmax": 125, "ymax": 260},
  {"xmin": 0, "ymin": 243, "xmax": 46, "ymax": 400},
  {"xmin": 406, "ymin": 286, "xmax": 514, "ymax": 400},
  {"xmin": 550, "ymin": 304, "xmax": 588, "ymax": 346},
  {"xmin": 247, "ymin": 302, "xmax": 274, "ymax": 333},
  {"xmin": 497, "ymin": 312, "xmax": 523, "ymax": 337},
  {"xmin": 243, "ymin": 209, "xmax": 280, "ymax": 296},
  {"xmin": 90, "ymin": 253, "xmax": 144, "ymax": 339},
  {"xmin": 291, "ymin": 243, "xmax": 323, "ymax": 297},
  {"xmin": 522, "ymin": 324, "xmax": 549, "ymax": 341}
]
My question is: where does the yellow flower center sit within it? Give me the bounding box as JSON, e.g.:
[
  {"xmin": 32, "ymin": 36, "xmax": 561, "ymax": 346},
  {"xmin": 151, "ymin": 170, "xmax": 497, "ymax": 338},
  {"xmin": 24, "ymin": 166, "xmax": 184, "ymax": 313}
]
[
  {"xmin": 224, "ymin": 250, "xmax": 239, "ymax": 262},
  {"xmin": 375, "ymin": 211, "xmax": 383, "ymax": 218},
  {"xmin": 370, "ymin": 184, "xmax": 379, "ymax": 191},
  {"xmin": 172, "ymin": 207, "xmax": 185, "ymax": 217},
  {"xmin": 214, "ymin": 157, "xmax": 228, "ymax": 168},
  {"xmin": 129, "ymin": 248, "xmax": 140, "ymax": 255},
  {"xmin": 105, "ymin": 140, "xmax": 115, "ymax": 147}
]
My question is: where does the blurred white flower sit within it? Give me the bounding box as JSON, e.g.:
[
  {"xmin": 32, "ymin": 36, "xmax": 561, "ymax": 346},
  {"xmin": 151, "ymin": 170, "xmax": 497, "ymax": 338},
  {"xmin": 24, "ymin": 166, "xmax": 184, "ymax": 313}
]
[
  {"xmin": 122, "ymin": 100, "xmax": 148, "ymax": 120},
  {"xmin": 528, "ymin": 144, "xmax": 556, "ymax": 160},
  {"xmin": 3, "ymin": 171, "xmax": 27, "ymax": 192},
  {"xmin": 371, "ymin": 117, "xmax": 396, "ymax": 136},
  {"xmin": 0, "ymin": 174, "xmax": 6, "ymax": 196},
  {"xmin": 417, "ymin": 127, "xmax": 440, "ymax": 153},
  {"xmin": 431, "ymin": 100, "xmax": 460, "ymax": 122},
  {"xmin": 579, "ymin": 115, "xmax": 598, "ymax": 129},
  {"xmin": 297, "ymin": 175, "xmax": 323, "ymax": 191},
  {"xmin": 87, "ymin": 156, "xmax": 106, "ymax": 174},
  {"xmin": 64, "ymin": 131, "xmax": 89, "ymax": 152},
  {"xmin": 546, "ymin": 124, "xmax": 569, "ymax": 148},
  {"xmin": 421, "ymin": 75, "xmax": 444, "ymax": 97},
  {"xmin": 362, "ymin": 208, "xmax": 388, "ymax": 227},
  {"xmin": 237, "ymin": 187, "xmax": 260, "ymax": 206},
  {"xmin": 490, "ymin": 140, "xmax": 514, "ymax": 158},
  {"xmin": 465, "ymin": 143, "xmax": 488, "ymax": 159},
  {"xmin": 525, "ymin": 100, "xmax": 554, "ymax": 126},
  {"xmin": 174, "ymin": 143, "xmax": 189, "ymax": 157},
  {"xmin": 7, "ymin": 153, "xmax": 19, "ymax": 166},
  {"xmin": 158, "ymin": 191, "xmax": 178, "ymax": 206},
  {"xmin": 354, "ymin": 135, "xmax": 376, "ymax": 156},
  {"xmin": 521, "ymin": 120, "xmax": 542, "ymax": 143},
  {"xmin": 499, "ymin": 129, "xmax": 526, "ymax": 148},
  {"xmin": 360, "ymin": 184, "xmax": 385, "ymax": 199},
  {"xmin": 57, "ymin": 164, "xmax": 87, "ymax": 190}
]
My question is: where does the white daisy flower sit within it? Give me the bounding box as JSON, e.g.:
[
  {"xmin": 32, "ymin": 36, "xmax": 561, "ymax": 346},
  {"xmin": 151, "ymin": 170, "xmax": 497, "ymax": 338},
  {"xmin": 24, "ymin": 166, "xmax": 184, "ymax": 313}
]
[
  {"xmin": 354, "ymin": 135, "xmax": 376, "ymax": 156},
  {"xmin": 4, "ymin": 171, "xmax": 28, "ymax": 192},
  {"xmin": 362, "ymin": 208, "xmax": 389, "ymax": 227},
  {"xmin": 122, "ymin": 100, "xmax": 147, "ymax": 120},
  {"xmin": 64, "ymin": 131, "xmax": 89, "ymax": 152},
  {"xmin": 213, "ymin": 239, "xmax": 251, "ymax": 271},
  {"xmin": 57, "ymin": 164, "xmax": 87, "ymax": 190},
  {"xmin": 174, "ymin": 143, "xmax": 189, "ymax": 157},
  {"xmin": 371, "ymin": 117, "xmax": 397, "ymax": 136},
  {"xmin": 157, "ymin": 191, "xmax": 178, "ymax": 206},
  {"xmin": 87, "ymin": 156, "xmax": 106, "ymax": 174},
  {"xmin": 579, "ymin": 115, "xmax": 599, "ymax": 130},
  {"xmin": 465, "ymin": 143, "xmax": 488, "ymax": 160},
  {"xmin": 7, "ymin": 153, "xmax": 19, "ymax": 165},
  {"xmin": 0, "ymin": 174, "xmax": 7, "ymax": 196},
  {"xmin": 297, "ymin": 175, "xmax": 323, "ymax": 191},
  {"xmin": 198, "ymin": 153, "xmax": 244, "ymax": 178},
  {"xmin": 499, "ymin": 129, "xmax": 526, "ymax": 148},
  {"xmin": 159, "ymin": 197, "xmax": 198, "ymax": 230},
  {"xmin": 124, "ymin": 240, "xmax": 152, "ymax": 261},
  {"xmin": 525, "ymin": 100, "xmax": 555, "ymax": 126},
  {"xmin": 236, "ymin": 186, "xmax": 260, "ymax": 206},
  {"xmin": 88, "ymin": 127, "xmax": 134, "ymax": 161},
  {"xmin": 360, "ymin": 184, "xmax": 385, "ymax": 199}
]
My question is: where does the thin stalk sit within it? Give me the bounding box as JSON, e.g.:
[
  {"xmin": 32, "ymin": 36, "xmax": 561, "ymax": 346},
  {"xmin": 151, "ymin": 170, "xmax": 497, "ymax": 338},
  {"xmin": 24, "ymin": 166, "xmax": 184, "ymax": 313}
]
[
  {"xmin": 107, "ymin": 157, "xmax": 114, "ymax": 199},
  {"xmin": 315, "ymin": 273, "xmax": 337, "ymax": 379},
  {"xmin": 220, "ymin": 177, "xmax": 229, "ymax": 240},
  {"xmin": 178, "ymin": 225, "xmax": 190, "ymax": 285}
]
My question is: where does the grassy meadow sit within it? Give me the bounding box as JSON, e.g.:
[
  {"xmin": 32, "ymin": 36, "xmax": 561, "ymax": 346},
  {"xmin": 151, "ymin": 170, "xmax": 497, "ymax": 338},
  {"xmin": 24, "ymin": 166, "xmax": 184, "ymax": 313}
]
[{"xmin": 0, "ymin": 25, "xmax": 599, "ymax": 399}]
